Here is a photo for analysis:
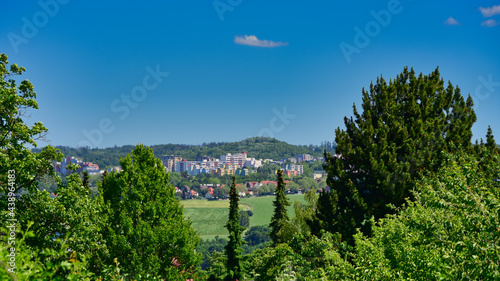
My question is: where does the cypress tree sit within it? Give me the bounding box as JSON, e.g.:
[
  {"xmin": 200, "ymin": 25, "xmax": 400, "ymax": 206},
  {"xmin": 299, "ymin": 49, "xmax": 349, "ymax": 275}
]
[
  {"xmin": 318, "ymin": 67, "xmax": 477, "ymax": 245},
  {"xmin": 269, "ymin": 169, "xmax": 291, "ymax": 245},
  {"xmin": 224, "ymin": 177, "xmax": 245, "ymax": 280},
  {"xmin": 82, "ymin": 170, "xmax": 90, "ymax": 190}
]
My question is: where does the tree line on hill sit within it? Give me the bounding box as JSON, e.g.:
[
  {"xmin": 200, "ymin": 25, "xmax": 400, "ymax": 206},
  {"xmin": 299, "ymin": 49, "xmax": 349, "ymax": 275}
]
[
  {"xmin": 2, "ymin": 54, "xmax": 499, "ymax": 279},
  {"xmin": 32, "ymin": 137, "xmax": 336, "ymax": 169}
]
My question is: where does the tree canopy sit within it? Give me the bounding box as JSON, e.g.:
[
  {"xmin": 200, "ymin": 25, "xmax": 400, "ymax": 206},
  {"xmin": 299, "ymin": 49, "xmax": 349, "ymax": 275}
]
[
  {"xmin": 99, "ymin": 144, "xmax": 201, "ymax": 279},
  {"xmin": 317, "ymin": 66, "xmax": 477, "ymax": 244},
  {"xmin": 0, "ymin": 53, "xmax": 62, "ymax": 194}
]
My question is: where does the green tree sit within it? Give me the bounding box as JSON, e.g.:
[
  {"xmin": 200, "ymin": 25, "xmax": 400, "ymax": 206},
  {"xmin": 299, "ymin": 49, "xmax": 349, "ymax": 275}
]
[
  {"xmin": 486, "ymin": 126, "xmax": 495, "ymax": 147},
  {"xmin": 292, "ymin": 189, "xmax": 318, "ymax": 235},
  {"xmin": 224, "ymin": 177, "xmax": 245, "ymax": 280},
  {"xmin": 0, "ymin": 53, "xmax": 62, "ymax": 194},
  {"xmin": 474, "ymin": 126, "xmax": 499, "ymax": 178},
  {"xmin": 352, "ymin": 148, "xmax": 500, "ymax": 280},
  {"xmin": 269, "ymin": 170, "xmax": 291, "ymax": 245},
  {"xmin": 244, "ymin": 225, "xmax": 271, "ymax": 246},
  {"xmin": 239, "ymin": 210, "xmax": 251, "ymax": 228},
  {"xmin": 82, "ymin": 170, "xmax": 90, "ymax": 190},
  {"xmin": 214, "ymin": 187, "xmax": 225, "ymax": 200},
  {"xmin": 318, "ymin": 67, "xmax": 477, "ymax": 244},
  {"xmin": 99, "ymin": 144, "xmax": 201, "ymax": 279},
  {"xmin": 287, "ymin": 181, "xmax": 300, "ymax": 193},
  {"xmin": 16, "ymin": 164, "xmax": 108, "ymax": 277}
]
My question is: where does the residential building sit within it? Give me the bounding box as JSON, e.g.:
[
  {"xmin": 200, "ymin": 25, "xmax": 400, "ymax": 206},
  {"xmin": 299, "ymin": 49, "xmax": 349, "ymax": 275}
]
[
  {"xmin": 244, "ymin": 158, "xmax": 262, "ymax": 168},
  {"xmin": 312, "ymin": 170, "xmax": 326, "ymax": 180},
  {"xmin": 221, "ymin": 152, "xmax": 248, "ymax": 167},
  {"xmin": 82, "ymin": 162, "xmax": 100, "ymax": 175},
  {"xmin": 282, "ymin": 163, "xmax": 303, "ymax": 175},
  {"xmin": 296, "ymin": 154, "xmax": 313, "ymax": 163},
  {"xmin": 162, "ymin": 155, "xmax": 183, "ymax": 173}
]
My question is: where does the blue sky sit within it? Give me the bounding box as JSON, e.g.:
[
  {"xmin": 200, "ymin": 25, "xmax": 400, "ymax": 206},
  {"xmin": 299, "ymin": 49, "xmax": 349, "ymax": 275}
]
[{"xmin": 1, "ymin": 0, "xmax": 499, "ymax": 148}]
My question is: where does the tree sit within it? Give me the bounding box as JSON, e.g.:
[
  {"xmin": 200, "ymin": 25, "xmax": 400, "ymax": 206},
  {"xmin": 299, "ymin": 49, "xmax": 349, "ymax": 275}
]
[
  {"xmin": 485, "ymin": 125, "xmax": 498, "ymax": 152},
  {"xmin": 245, "ymin": 225, "xmax": 271, "ymax": 246},
  {"xmin": 224, "ymin": 177, "xmax": 245, "ymax": 280},
  {"xmin": 287, "ymin": 181, "xmax": 301, "ymax": 193},
  {"xmin": 474, "ymin": 126, "xmax": 499, "ymax": 177},
  {"xmin": 214, "ymin": 187, "xmax": 226, "ymax": 199},
  {"xmin": 269, "ymin": 170, "xmax": 291, "ymax": 245},
  {"xmin": 352, "ymin": 149, "xmax": 500, "ymax": 279},
  {"xmin": 82, "ymin": 170, "xmax": 90, "ymax": 190},
  {"xmin": 99, "ymin": 144, "xmax": 201, "ymax": 279},
  {"xmin": 319, "ymin": 67, "xmax": 477, "ymax": 244},
  {"xmin": 0, "ymin": 53, "xmax": 62, "ymax": 194},
  {"xmin": 16, "ymin": 163, "xmax": 108, "ymax": 277}
]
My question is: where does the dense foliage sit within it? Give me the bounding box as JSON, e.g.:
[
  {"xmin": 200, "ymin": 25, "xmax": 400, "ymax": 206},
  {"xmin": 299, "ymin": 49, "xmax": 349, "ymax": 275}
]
[
  {"xmin": 0, "ymin": 53, "xmax": 62, "ymax": 194},
  {"xmin": 352, "ymin": 148, "xmax": 500, "ymax": 279},
  {"xmin": 99, "ymin": 145, "xmax": 201, "ymax": 279},
  {"xmin": 3, "ymin": 54, "xmax": 499, "ymax": 280},
  {"xmin": 316, "ymin": 67, "xmax": 477, "ymax": 244}
]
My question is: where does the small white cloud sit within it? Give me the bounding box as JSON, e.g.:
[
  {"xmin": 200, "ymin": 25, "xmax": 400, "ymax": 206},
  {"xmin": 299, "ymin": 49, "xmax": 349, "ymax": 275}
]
[
  {"xmin": 479, "ymin": 5, "xmax": 500, "ymax": 17},
  {"xmin": 481, "ymin": 19, "xmax": 499, "ymax": 27},
  {"xmin": 234, "ymin": 35, "xmax": 288, "ymax": 48},
  {"xmin": 444, "ymin": 17, "xmax": 460, "ymax": 25}
]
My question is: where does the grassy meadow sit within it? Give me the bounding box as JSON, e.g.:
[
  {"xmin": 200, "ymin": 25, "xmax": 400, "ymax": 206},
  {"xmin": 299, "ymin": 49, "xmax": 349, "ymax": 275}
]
[{"xmin": 182, "ymin": 194, "xmax": 306, "ymax": 240}]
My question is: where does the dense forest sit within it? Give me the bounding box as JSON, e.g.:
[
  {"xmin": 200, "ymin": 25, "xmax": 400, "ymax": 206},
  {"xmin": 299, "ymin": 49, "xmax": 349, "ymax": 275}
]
[
  {"xmin": 2, "ymin": 55, "xmax": 500, "ymax": 280},
  {"xmin": 32, "ymin": 138, "xmax": 336, "ymax": 168}
]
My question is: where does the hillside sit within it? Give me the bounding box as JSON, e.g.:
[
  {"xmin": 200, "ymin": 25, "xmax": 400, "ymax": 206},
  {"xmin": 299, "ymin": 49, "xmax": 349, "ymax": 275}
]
[{"xmin": 34, "ymin": 137, "xmax": 335, "ymax": 168}]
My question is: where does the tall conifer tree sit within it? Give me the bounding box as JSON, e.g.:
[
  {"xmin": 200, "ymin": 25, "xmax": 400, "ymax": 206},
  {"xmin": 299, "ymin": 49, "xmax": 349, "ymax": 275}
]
[
  {"xmin": 82, "ymin": 170, "xmax": 90, "ymax": 190},
  {"xmin": 316, "ymin": 67, "xmax": 477, "ymax": 244},
  {"xmin": 269, "ymin": 169, "xmax": 291, "ymax": 245},
  {"xmin": 224, "ymin": 177, "xmax": 245, "ymax": 280}
]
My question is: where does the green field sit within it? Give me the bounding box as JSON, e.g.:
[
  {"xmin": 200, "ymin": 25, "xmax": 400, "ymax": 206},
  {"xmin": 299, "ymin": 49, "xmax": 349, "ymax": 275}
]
[{"xmin": 182, "ymin": 194, "xmax": 306, "ymax": 240}]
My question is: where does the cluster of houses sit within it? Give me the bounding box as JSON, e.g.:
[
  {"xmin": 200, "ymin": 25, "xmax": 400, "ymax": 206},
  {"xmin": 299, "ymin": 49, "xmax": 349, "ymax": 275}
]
[
  {"xmin": 53, "ymin": 156, "xmax": 121, "ymax": 176},
  {"xmin": 174, "ymin": 177, "xmax": 326, "ymax": 200},
  {"xmin": 54, "ymin": 152, "xmax": 322, "ymax": 181},
  {"xmin": 162, "ymin": 152, "xmax": 320, "ymax": 177}
]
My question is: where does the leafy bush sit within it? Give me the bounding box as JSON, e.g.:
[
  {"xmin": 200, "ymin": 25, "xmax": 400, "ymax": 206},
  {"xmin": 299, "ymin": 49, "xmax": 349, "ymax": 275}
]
[{"xmin": 353, "ymin": 149, "xmax": 500, "ymax": 280}]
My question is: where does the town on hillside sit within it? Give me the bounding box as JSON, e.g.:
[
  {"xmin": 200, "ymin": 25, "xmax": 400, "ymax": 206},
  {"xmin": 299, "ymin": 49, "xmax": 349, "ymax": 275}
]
[{"xmin": 52, "ymin": 151, "xmax": 330, "ymax": 199}]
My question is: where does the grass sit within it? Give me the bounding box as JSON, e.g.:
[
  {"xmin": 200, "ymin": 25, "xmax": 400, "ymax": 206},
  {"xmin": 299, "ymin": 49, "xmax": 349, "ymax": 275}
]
[{"xmin": 181, "ymin": 194, "xmax": 306, "ymax": 240}]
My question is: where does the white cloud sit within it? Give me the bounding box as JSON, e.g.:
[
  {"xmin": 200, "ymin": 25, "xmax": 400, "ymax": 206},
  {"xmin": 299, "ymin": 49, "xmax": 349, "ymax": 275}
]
[
  {"xmin": 479, "ymin": 5, "xmax": 500, "ymax": 17},
  {"xmin": 444, "ymin": 17, "xmax": 460, "ymax": 26},
  {"xmin": 234, "ymin": 35, "xmax": 289, "ymax": 48},
  {"xmin": 481, "ymin": 19, "xmax": 499, "ymax": 27}
]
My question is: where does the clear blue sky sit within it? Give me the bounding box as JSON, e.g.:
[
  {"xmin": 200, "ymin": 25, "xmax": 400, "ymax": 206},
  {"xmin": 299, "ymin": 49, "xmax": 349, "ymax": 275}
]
[{"xmin": 2, "ymin": 0, "xmax": 499, "ymax": 148}]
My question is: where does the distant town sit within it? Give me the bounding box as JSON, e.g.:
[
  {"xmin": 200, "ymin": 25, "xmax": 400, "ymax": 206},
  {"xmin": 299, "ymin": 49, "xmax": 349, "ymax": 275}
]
[
  {"xmin": 53, "ymin": 152, "xmax": 324, "ymax": 177},
  {"xmin": 52, "ymin": 152, "xmax": 329, "ymax": 199}
]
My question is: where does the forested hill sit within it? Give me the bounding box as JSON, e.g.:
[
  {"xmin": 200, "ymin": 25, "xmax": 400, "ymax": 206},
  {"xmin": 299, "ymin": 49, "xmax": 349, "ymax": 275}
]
[{"xmin": 33, "ymin": 137, "xmax": 336, "ymax": 168}]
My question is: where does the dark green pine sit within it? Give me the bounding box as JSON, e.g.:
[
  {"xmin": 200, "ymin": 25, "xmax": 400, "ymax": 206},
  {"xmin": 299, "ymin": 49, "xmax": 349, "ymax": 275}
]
[
  {"xmin": 269, "ymin": 169, "xmax": 291, "ymax": 245},
  {"xmin": 317, "ymin": 66, "xmax": 477, "ymax": 245},
  {"xmin": 224, "ymin": 177, "xmax": 245, "ymax": 280}
]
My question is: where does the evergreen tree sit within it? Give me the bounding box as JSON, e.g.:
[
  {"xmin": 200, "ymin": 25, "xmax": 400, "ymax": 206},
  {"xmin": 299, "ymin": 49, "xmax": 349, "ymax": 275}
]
[
  {"xmin": 224, "ymin": 177, "xmax": 245, "ymax": 280},
  {"xmin": 485, "ymin": 125, "xmax": 497, "ymax": 151},
  {"xmin": 82, "ymin": 170, "xmax": 90, "ymax": 190},
  {"xmin": 318, "ymin": 67, "xmax": 477, "ymax": 245},
  {"xmin": 269, "ymin": 170, "xmax": 291, "ymax": 245},
  {"xmin": 474, "ymin": 126, "xmax": 499, "ymax": 177},
  {"xmin": 99, "ymin": 144, "xmax": 200, "ymax": 279}
]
